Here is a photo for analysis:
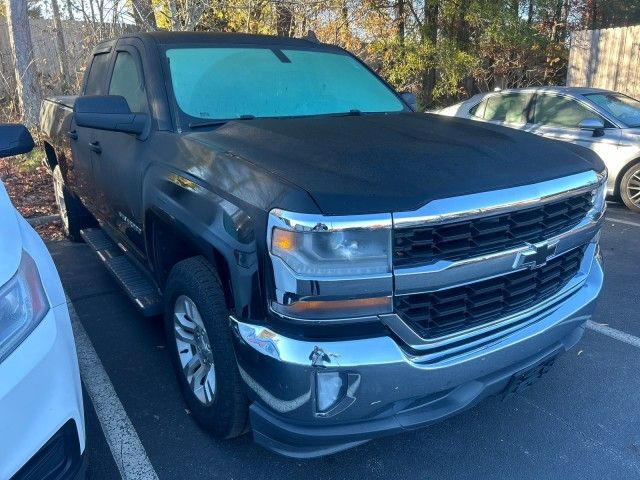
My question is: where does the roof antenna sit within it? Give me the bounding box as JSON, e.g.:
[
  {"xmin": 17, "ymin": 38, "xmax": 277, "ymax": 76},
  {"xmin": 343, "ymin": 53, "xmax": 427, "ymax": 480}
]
[{"xmin": 304, "ymin": 30, "xmax": 320, "ymax": 43}]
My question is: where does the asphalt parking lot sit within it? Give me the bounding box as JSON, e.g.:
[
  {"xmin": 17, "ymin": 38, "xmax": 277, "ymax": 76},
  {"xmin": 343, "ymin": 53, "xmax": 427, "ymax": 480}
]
[{"xmin": 47, "ymin": 202, "xmax": 640, "ymax": 480}]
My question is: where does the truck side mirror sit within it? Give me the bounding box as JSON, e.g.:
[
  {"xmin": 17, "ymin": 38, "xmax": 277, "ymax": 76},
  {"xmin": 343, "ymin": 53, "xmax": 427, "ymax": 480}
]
[
  {"xmin": 578, "ymin": 118, "xmax": 605, "ymax": 137},
  {"xmin": 74, "ymin": 95, "xmax": 148, "ymax": 135},
  {"xmin": 0, "ymin": 124, "xmax": 34, "ymax": 158},
  {"xmin": 400, "ymin": 92, "xmax": 418, "ymax": 112}
]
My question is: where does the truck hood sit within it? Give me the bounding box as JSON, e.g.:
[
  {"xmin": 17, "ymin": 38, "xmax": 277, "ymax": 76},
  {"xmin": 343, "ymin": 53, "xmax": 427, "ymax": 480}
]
[
  {"xmin": 192, "ymin": 113, "xmax": 604, "ymax": 215},
  {"xmin": 0, "ymin": 181, "xmax": 22, "ymax": 285}
]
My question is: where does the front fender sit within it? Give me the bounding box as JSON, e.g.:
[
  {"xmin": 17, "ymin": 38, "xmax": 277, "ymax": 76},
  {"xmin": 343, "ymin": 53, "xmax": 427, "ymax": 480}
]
[
  {"xmin": 140, "ymin": 134, "xmax": 320, "ymax": 321},
  {"xmin": 143, "ymin": 168, "xmax": 260, "ymax": 318}
]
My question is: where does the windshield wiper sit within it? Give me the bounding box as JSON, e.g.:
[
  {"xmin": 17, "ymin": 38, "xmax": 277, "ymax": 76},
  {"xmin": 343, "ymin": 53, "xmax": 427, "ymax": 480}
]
[
  {"xmin": 189, "ymin": 114, "xmax": 255, "ymax": 129},
  {"xmin": 327, "ymin": 109, "xmax": 364, "ymax": 117}
]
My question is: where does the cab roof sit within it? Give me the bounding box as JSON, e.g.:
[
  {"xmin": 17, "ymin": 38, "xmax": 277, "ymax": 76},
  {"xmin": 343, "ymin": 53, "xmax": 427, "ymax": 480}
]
[{"xmin": 89, "ymin": 31, "xmax": 335, "ymax": 52}]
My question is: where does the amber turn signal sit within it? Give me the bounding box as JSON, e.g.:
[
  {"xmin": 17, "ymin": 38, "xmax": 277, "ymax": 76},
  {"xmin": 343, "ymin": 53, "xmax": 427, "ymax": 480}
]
[{"xmin": 272, "ymin": 228, "xmax": 296, "ymax": 251}]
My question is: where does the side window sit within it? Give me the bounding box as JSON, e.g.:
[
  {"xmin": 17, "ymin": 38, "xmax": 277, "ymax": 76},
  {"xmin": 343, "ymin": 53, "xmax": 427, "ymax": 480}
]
[
  {"xmin": 534, "ymin": 95, "xmax": 604, "ymax": 128},
  {"xmin": 108, "ymin": 51, "xmax": 148, "ymax": 113},
  {"xmin": 84, "ymin": 53, "xmax": 111, "ymax": 95},
  {"xmin": 470, "ymin": 94, "xmax": 531, "ymax": 124},
  {"xmin": 483, "ymin": 94, "xmax": 532, "ymax": 124},
  {"xmin": 470, "ymin": 100, "xmax": 487, "ymax": 118}
]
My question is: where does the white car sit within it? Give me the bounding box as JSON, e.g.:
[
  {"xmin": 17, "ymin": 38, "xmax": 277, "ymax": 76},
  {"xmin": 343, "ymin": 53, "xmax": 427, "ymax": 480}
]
[
  {"xmin": 439, "ymin": 87, "xmax": 640, "ymax": 212},
  {"xmin": 0, "ymin": 124, "xmax": 85, "ymax": 479}
]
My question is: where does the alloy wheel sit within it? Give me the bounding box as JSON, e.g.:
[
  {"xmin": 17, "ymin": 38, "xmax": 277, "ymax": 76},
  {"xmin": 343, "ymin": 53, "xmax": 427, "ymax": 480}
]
[
  {"xmin": 173, "ymin": 295, "xmax": 216, "ymax": 406},
  {"xmin": 627, "ymin": 170, "xmax": 640, "ymax": 208}
]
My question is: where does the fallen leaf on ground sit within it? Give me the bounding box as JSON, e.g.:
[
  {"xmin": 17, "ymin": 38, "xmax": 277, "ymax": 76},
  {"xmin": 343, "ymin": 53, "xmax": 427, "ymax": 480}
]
[{"xmin": 0, "ymin": 155, "xmax": 64, "ymax": 240}]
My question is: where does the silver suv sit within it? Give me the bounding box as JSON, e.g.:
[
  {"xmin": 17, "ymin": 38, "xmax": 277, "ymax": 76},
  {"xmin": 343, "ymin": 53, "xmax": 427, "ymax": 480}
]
[{"xmin": 439, "ymin": 87, "xmax": 640, "ymax": 211}]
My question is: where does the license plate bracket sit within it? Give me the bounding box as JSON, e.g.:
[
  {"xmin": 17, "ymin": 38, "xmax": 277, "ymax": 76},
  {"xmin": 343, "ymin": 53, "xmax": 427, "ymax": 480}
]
[{"xmin": 501, "ymin": 354, "xmax": 557, "ymax": 400}]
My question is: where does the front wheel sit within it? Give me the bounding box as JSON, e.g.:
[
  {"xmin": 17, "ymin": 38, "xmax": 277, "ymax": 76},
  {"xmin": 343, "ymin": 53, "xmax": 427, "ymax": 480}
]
[
  {"xmin": 164, "ymin": 256, "xmax": 248, "ymax": 438},
  {"xmin": 620, "ymin": 163, "xmax": 640, "ymax": 213}
]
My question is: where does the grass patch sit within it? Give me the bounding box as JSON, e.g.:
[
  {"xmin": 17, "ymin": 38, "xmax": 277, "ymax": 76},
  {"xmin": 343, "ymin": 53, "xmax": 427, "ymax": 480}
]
[{"xmin": 11, "ymin": 147, "xmax": 43, "ymax": 173}]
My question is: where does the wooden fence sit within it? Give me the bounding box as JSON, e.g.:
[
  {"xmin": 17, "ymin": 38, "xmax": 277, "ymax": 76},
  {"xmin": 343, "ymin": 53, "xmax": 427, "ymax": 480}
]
[{"xmin": 567, "ymin": 25, "xmax": 640, "ymax": 99}]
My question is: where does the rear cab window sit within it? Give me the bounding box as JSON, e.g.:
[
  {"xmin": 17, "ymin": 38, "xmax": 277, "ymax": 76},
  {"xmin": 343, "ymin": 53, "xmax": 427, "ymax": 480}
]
[
  {"xmin": 84, "ymin": 52, "xmax": 111, "ymax": 95},
  {"xmin": 108, "ymin": 51, "xmax": 149, "ymax": 114}
]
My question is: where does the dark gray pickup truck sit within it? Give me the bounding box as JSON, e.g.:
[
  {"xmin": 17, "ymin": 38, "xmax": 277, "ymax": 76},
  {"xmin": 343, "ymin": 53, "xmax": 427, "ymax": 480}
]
[{"xmin": 40, "ymin": 31, "xmax": 607, "ymax": 458}]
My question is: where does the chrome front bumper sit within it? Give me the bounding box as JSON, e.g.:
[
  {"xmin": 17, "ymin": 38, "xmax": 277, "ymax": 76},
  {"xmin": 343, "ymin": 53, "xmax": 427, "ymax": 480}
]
[{"xmin": 231, "ymin": 250, "xmax": 603, "ymax": 458}]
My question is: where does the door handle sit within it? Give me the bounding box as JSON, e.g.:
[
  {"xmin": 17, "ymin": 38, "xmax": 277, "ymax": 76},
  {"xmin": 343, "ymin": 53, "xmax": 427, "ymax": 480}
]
[
  {"xmin": 67, "ymin": 130, "xmax": 78, "ymax": 140},
  {"xmin": 88, "ymin": 141, "xmax": 102, "ymax": 154}
]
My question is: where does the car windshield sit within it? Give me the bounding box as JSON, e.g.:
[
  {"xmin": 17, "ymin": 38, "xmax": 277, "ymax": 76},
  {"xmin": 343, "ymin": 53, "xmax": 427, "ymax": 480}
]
[
  {"xmin": 584, "ymin": 92, "xmax": 640, "ymax": 127},
  {"xmin": 165, "ymin": 47, "xmax": 404, "ymax": 123}
]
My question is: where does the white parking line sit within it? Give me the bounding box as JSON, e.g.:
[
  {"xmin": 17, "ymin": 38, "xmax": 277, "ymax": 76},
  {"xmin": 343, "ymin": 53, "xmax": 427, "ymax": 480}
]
[
  {"xmin": 606, "ymin": 217, "xmax": 640, "ymax": 228},
  {"xmin": 586, "ymin": 320, "xmax": 640, "ymax": 349},
  {"xmin": 67, "ymin": 297, "xmax": 159, "ymax": 480}
]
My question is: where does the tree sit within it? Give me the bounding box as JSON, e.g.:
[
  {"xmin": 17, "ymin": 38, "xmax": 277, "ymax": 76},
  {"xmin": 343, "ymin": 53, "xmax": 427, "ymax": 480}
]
[
  {"xmin": 51, "ymin": 0, "xmax": 70, "ymax": 88},
  {"xmin": 131, "ymin": 0, "xmax": 157, "ymax": 30},
  {"xmin": 276, "ymin": 1, "xmax": 294, "ymax": 36},
  {"xmin": 421, "ymin": 0, "xmax": 439, "ymax": 107},
  {"xmin": 154, "ymin": 0, "xmax": 209, "ymax": 31},
  {"xmin": 4, "ymin": 0, "xmax": 636, "ymax": 119},
  {"xmin": 65, "ymin": 0, "xmax": 74, "ymax": 19},
  {"xmin": 5, "ymin": 0, "xmax": 40, "ymax": 126}
]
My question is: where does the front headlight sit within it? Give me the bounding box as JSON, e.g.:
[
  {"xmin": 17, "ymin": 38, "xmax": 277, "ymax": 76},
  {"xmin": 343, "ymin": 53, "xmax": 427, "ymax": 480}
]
[
  {"xmin": 268, "ymin": 210, "xmax": 393, "ymax": 320},
  {"xmin": 271, "ymin": 227, "xmax": 391, "ymax": 277},
  {"xmin": 0, "ymin": 251, "xmax": 49, "ymax": 362},
  {"xmin": 269, "ymin": 209, "xmax": 392, "ymax": 277}
]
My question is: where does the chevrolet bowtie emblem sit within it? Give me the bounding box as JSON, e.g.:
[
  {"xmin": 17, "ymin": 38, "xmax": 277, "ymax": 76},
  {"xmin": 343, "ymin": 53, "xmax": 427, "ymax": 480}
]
[{"xmin": 514, "ymin": 242, "xmax": 558, "ymax": 269}]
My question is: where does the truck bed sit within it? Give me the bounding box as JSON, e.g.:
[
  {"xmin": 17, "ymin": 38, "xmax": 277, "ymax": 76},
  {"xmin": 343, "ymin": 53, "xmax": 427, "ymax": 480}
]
[
  {"xmin": 39, "ymin": 96, "xmax": 78, "ymax": 172},
  {"xmin": 44, "ymin": 95, "xmax": 77, "ymax": 110}
]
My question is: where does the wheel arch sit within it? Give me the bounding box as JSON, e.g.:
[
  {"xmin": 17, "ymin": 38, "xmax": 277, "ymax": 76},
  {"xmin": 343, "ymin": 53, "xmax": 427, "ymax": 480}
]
[
  {"xmin": 145, "ymin": 209, "xmax": 237, "ymax": 311},
  {"xmin": 42, "ymin": 141, "xmax": 58, "ymax": 171}
]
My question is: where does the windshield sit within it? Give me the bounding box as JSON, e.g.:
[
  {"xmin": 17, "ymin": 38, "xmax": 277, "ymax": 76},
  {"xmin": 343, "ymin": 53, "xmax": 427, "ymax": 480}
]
[
  {"xmin": 165, "ymin": 47, "xmax": 404, "ymax": 122},
  {"xmin": 585, "ymin": 92, "xmax": 640, "ymax": 127}
]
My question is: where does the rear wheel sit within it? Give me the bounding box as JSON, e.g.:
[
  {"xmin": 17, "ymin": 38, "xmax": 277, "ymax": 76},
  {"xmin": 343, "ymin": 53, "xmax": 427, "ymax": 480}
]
[
  {"xmin": 52, "ymin": 165, "xmax": 94, "ymax": 241},
  {"xmin": 164, "ymin": 256, "xmax": 248, "ymax": 438},
  {"xmin": 621, "ymin": 163, "xmax": 640, "ymax": 213}
]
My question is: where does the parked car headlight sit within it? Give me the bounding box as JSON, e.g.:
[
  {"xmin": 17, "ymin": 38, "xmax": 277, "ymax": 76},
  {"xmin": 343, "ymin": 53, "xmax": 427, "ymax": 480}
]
[{"xmin": 0, "ymin": 252, "xmax": 49, "ymax": 362}]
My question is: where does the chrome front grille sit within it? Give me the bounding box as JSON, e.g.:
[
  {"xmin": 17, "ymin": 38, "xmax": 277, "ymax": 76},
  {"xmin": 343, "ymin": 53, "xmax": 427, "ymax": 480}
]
[
  {"xmin": 394, "ymin": 246, "xmax": 585, "ymax": 340},
  {"xmin": 387, "ymin": 171, "xmax": 605, "ymax": 350},
  {"xmin": 393, "ymin": 192, "xmax": 593, "ymax": 267}
]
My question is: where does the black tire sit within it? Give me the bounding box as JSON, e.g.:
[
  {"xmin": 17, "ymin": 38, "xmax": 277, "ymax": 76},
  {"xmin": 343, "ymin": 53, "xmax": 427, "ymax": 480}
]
[
  {"xmin": 164, "ymin": 256, "xmax": 248, "ymax": 438},
  {"xmin": 52, "ymin": 165, "xmax": 94, "ymax": 241},
  {"xmin": 621, "ymin": 163, "xmax": 640, "ymax": 213}
]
